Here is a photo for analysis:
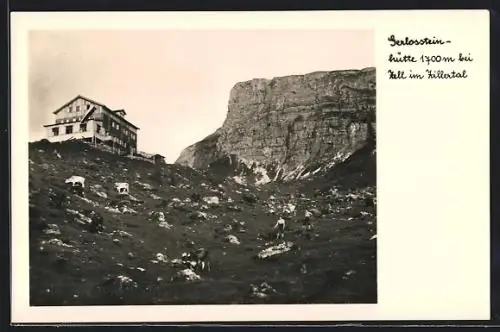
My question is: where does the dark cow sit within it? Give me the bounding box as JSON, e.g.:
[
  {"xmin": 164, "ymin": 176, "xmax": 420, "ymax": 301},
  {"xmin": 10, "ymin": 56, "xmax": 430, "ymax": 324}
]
[{"xmin": 88, "ymin": 211, "xmax": 104, "ymax": 233}]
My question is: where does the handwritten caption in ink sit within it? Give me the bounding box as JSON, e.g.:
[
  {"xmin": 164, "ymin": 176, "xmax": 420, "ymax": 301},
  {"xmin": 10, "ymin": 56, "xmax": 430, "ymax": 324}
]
[{"xmin": 386, "ymin": 34, "xmax": 474, "ymax": 80}]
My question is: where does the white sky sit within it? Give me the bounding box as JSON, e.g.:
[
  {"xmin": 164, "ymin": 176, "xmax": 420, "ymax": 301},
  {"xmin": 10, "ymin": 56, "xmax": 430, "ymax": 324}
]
[{"xmin": 29, "ymin": 29, "xmax": 374, "ymax": 163}]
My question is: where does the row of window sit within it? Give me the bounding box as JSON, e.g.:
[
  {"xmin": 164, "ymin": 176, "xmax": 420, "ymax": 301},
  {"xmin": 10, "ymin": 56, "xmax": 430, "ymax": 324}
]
[
  {"xmin": 126, "ymin": 130, "xmax": 136, "ymax": 140},
  {"xmin": 110, "ymin": 119, "xmax": 136, "ymax": 140},
  {"xmin": 114, "ymin": 137, "xmax": 131, "ymax": 148},
  {"xmin": 51, "ymin": 123, "xmax": 87, "ymax": 136},
  {"xmin": 51, "ymin": 123, "xmax": 135, "ymax": 143},
  {"xmin": 68, "ymin": 103, "xmax": 92, "ymax": 113},
  {"xmin": 55, "ymin": 117, "xmax": 83, "ymax": 124}
]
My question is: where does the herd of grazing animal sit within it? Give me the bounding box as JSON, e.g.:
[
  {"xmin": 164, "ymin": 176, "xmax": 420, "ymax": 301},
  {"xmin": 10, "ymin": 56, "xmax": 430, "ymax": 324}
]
[
  {"xmin": 62, "ymin": 174, "xmax": 375, "ymax": 276},
  {"xmin": 64, "ymin": 175, "xmax": 212, "ymax": 273}
]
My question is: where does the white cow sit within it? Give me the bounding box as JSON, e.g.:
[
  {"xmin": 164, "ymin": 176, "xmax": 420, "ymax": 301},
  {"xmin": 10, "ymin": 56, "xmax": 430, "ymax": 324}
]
[
  {"xmin": 115, "ymin": 182, "xmax": 129, "ymax": 195},
  {"xmin": 65, "ymin": 176, "xmax": 85, "ymax": 195},
  {"xmin": 65, "ymin": 176, "xmax": 85, "ymax": 188}
]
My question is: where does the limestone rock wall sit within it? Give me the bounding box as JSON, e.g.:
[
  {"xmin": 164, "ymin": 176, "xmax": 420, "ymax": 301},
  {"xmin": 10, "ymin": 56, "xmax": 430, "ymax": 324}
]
[{"xmin": 176, "ymin": 67, "xmax": 376, "ymax": 176}]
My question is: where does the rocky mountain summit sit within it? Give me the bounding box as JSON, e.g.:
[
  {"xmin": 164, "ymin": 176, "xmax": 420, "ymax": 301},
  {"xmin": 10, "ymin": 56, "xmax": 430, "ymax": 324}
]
[{"xmin": 176, "ymin": 67, "xmax": 376, "ymax": 184}]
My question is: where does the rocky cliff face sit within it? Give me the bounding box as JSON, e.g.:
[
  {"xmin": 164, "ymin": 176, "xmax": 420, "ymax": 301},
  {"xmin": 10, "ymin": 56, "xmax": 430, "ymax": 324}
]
[{"xmin": 176, "ymin": 67, "xmax": 376, "ymax": 182}]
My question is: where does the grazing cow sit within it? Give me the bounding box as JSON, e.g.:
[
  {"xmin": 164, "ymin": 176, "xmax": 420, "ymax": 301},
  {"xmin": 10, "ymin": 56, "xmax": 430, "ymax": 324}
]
[
  {"xmin": 182, "ymin": 248, "xmax": 210, "ymax": 272},
  {"xmin": 273, "ymin": 217, "xmax": 286, "ymax": 240},
  {"xmin": 88, "ymin": 211, "xmax": 104, "ymax": 233},
  {"xmin": 114, "ymin": 182, "xmax": 129, "ymax": 195},
  {"xmin": 65, "ymin": 176, "xmax": 85, "ymax": 195},
  {"xmin": 302, "ymin": 218, "xmax": 313, "ymax": 239}
]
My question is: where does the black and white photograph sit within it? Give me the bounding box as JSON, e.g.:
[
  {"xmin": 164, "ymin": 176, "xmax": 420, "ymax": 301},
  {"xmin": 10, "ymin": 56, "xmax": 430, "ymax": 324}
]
[{"xmin": 27, "ymin": 28, "xmax": 377, "ymax": 306}]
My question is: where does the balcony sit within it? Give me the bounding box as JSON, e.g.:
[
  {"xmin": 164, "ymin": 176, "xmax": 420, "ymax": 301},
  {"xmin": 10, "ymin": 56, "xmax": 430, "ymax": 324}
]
[
  {"xmin": 47, "ymin": 131, "xmax": 94, "ymax": 143},
  {"xmin": 94, "ymin": 129, "xmax": 112, "ymax": 142}
]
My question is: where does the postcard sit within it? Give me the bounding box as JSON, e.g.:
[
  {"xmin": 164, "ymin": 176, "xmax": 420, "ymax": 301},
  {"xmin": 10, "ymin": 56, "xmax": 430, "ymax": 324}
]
[{"xmin": 10, "ymin": 10, "xmax": 490, "ymax": 323}]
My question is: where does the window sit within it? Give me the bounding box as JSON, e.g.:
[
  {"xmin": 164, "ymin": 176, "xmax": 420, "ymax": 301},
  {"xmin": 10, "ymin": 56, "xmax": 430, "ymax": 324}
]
[
  {"xmin": 65, "ymin": 125, "xmax": 73, "ymax": 134},
  {"xmin": 87, "ymin": 104, "xmax": 91, "ymax": 110},
  {"xmin": 76, "ymin": 105, "xmax": 80, "ymax": 112},
  {"xmin": 97, "ymin": 125, "xmax": 101, "ymax": 133},
  {"xmin": 52, "ymin": 127, "xmax": 59, "ymax": 136},
  {"xmin": 68, "ymin": 106, "xmax": 72, "ymax": 113},
  {"xmin": 80, "ymin": 123, "xmax": 87, "ymax": 132},
  {"xmin": 116, "ymin": 123, "xmax": 120, "ymax": 130}
]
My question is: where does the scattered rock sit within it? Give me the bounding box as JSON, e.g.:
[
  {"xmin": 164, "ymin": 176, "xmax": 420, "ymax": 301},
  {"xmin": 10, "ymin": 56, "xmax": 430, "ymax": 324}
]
[
  {"xmin": 171, "ymin": 269, "xmax": 202, "ymax": 282},
  {"xmin": 43, "ymin": 224, "xmax": 61, "ymax": 235},
  {"xmin": 115, "ymin": 275, "xmax": 138, "ymax": 289},
  {"xmin": 66, "ymin": 209, "xmax": 92, "ymax": 224},
  {"xmin": 189, "ymin": 211, "xmax": 208, "ymax": 221},
  {"xmin": 203, "ymin": 196, "xmax": 220, "ymax": 205},
  {"xmin": 77, "ymin": 196, "xmax": 100, "ymax": 207},
  {"xmin": 155, "ymin": 253, "xmax": 169, "ymax": 263},
  {"xmin": 250, "ymin": 282, "xmax": 276, "ymax": 299},
  {"xmin": 170, "ymin": 258, "xmax": 184, "ymax": 267},
  {"xmin": 158, "ymin": 221, "xmax": 173, "ymax": 229},
  {"xmin": 342, "ymin": 270, "xmax": 356, "ymax": 280},
  {"xmin": 225, "ymin": 234, "xmax": 241, "ymax": 245},
  {"xmin": 256, "ymin": 241, "xmax": 296, "ymax": 260},
  {"xmin": 232, "ymin": 176, "xmax": 247, "ymax": 186},
  {"xmin": 227, "ymin": 205, "xmax": 242, "ymax": 212},
  {"xmin": 104, "ymin": 206, "xmax": 121, "ymax": 214},
  {"xmin": 90, "ymin": 184, "xmax": 108, "ymax": 198},
  {"xmin": 150, "ymin": 193, "xmax": 162, "ymax": 200},
  {"xmin": 121, "ymin": 206, "xmax": 138, "ymax": 214},
  {"xmin": 111, "ymin": 230, "xmax": 132, "ymax": 238},
  {"xmin": 42, "ymin": 238, "xmax": 73, "ymax": 248},
  {"xmin": 135, "ymin": 181, "xmax": 153, "ymax": 190}
]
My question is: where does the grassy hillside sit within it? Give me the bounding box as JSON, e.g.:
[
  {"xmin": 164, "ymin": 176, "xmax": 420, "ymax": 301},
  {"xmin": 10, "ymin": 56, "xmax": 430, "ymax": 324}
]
[{"xmin": 28, "ymin": 140, "xmax": 377, "ymax": 305}]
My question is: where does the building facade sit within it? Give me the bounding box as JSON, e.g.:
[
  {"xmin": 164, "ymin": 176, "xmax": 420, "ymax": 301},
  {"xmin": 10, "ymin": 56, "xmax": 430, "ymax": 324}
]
[{"xmin": 43, "ymin": 95, "xmax": 140, "ymax": 155}]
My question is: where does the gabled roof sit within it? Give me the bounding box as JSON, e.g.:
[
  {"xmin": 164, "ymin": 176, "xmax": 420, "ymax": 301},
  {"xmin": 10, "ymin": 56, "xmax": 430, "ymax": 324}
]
[
  {"xmin": 53, "ymin": 95, "xmax": 140, "ymax": 130},
  {"xmin": 105, "ymin": 107, "xmax": 140, "ymax": 130},
  {"xmin": 52, "ymin": 95, "xmax": 107, "ymax": 115}
]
